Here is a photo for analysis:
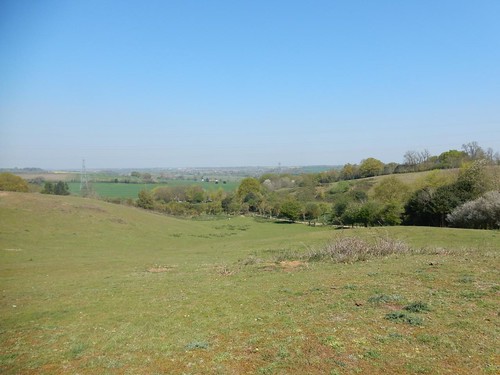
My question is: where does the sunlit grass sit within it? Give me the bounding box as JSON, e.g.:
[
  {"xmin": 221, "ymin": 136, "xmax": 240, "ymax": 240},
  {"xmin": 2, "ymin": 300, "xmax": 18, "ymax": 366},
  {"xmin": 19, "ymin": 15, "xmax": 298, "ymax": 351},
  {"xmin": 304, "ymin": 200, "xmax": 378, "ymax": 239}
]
[{"xmin": 0, "ymin": 192, "xmax": 498, "ymax": 374}]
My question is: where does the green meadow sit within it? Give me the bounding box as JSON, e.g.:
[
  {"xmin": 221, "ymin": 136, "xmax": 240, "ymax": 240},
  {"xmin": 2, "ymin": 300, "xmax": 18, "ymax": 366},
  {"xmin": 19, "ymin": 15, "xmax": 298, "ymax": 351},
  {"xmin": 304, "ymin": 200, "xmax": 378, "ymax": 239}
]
[
  {"xmin": 67, "ymin": 180, "xmax": 239, "ymax": 198},
  {"xmin": 0, "ymin": 192, "xmax": 499, "ymax": 374}
]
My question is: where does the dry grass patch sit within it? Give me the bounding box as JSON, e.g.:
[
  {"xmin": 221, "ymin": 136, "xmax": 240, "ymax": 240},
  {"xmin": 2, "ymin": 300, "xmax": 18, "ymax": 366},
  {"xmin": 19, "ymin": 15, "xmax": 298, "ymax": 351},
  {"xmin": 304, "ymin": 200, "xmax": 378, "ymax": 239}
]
[{"xmin": 147, "ymin": 265, "xmax": 176, "ymax": 273}]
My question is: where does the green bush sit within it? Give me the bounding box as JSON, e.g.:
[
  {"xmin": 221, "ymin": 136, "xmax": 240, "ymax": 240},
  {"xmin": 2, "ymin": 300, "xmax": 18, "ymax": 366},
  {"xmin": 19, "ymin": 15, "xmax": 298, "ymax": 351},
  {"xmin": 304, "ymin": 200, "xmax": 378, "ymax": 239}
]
[{"xmin": 0, "ymin": 173, "xmax": 29, "ymax": 192}]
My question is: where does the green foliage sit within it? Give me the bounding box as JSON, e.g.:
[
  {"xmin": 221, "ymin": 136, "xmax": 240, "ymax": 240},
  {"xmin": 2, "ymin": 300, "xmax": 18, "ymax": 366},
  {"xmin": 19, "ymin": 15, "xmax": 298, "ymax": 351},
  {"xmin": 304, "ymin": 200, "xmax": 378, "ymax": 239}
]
[
  {"xmin": 137, "ymin": 189, "xmax": 154, "ymax": 209},
  {"xmin": 237, "ymin": 177, "xmax": 262, "ymax": 212},
  {"xmin": 42, "ymin": 181, "xmax": 70, "ymax": 195},
  {"xmin": 279, "ymin": 199, "xmax": 303, "ymax": 222},
  {"xmin": 385, "ymin": 311, "xmax": 423, "ymax": 326},
  {"xmin": 304, "ymin": 202, "xmax": 321, "ymax": 224},
  {"xmin": 359, "ymin": 157, "xmax": 385, "ymax": 177},
  {"xmin": 438, "ymin": 150, "xmax": 467, "ymax": 169},
  {"xmin": 404, "ymin": 302, "xmax": 430, "ymax": 313},
  {"xmin": 373, "ymin": 176, "xmax": 410, "ymax": 204},
  {"xmin": 404, "ymin": 160, "xmax": 493, "ymax": 227},
  {"xmin": 340, "ymin": 163, "xmax": 358, "ymax": 180},
  {"xmin": 185, "ymin": 185, "xmax": 205, "ymax": 203},
  {"xmin": 0, "ymin": 173, "xmax": 29, "ymax": 192}
]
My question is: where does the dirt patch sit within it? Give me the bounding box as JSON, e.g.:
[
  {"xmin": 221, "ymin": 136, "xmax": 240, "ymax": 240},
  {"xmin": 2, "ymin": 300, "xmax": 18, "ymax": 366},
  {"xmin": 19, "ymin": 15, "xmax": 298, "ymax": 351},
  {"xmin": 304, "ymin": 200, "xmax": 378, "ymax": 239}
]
[
  {"xmin": 280, "ymin": 260, "xmax": 307, "ymax": 271},
  {"xmin": 147, "ymin": 266, "xmax": 176, "ymax": 273}
]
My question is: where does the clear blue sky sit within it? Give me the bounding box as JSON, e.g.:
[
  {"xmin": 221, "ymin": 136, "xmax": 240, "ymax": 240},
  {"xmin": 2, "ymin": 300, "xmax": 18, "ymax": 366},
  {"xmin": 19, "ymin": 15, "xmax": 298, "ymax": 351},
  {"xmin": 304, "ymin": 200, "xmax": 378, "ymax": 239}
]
[{"xmin": 1, "ymin": 0, "xmax": 499, "ymax": 169}]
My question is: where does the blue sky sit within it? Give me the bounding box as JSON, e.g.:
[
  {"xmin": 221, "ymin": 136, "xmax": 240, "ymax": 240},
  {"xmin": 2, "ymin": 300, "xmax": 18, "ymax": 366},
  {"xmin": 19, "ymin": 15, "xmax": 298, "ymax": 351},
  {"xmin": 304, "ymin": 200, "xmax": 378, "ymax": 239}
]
[{"xmin": 1, "ymin": 0, "xmax": 499, "ymax": 169}]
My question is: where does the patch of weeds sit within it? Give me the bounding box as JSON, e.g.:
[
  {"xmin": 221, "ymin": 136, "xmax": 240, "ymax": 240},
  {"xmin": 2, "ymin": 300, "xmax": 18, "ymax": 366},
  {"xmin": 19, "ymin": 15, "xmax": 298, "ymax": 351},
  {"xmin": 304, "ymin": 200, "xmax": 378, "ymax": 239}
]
[
  {"xmin": 273, "ymin": 249, "xmax": 300, "ymax": 262},
  {"xmin": 385, "ymin": 311, "xmax": 423, "ymax": 326},
  {"xmin": 67, "ymin": 342, "xmax": 87, "ymax": 359},
  {"xmin": 101, "ymin": 357, "xmax": 124, "ymax": 369},
  {"xmin": 185, "ymin": 341, "xmax": 209, "ymax": 350},
  {"xmin": 459, "ymin": 290, "xmax": 486, "ymax": 299},
  {"xmin": 416, "ymin": 334, "xmax": 440, "ymax": 348},
  {"xmin": 321, "ymin": 336, "xmax": 344, "ymax": 351},
  {"xmin": 485, "ymin": 363, "xmax": 500, "ymax": 373},
  {"xmin": 306, "ymin": 236, "xmax": 414, "ymax": 263},
  {"xmin": 457, "ymin": 275, "xmax": 474, "ymax": 283},
  {"xmin": 377, "ymin": 332, "xmax": 405, "ymax": 343},
  {"xmin": 239, "ymin": 255, "xmax": 262, "ymax": 266},
  {"xmin": 213, "ymin": 352, "xmax": 231, "ymax": 362},
  {"xmin": 277, "ymin": 345, "xmax": 289, "ymax": 359},
  {"xmin": 364, "ymin": 350, "xmax": 381, "ymax": 359},
  {"xmin": 343, "ymin": 284, "xmax": 357, "ymax": 290},
  {"xmin": 388, "ymin": 332, "xmax": 404, "ymax": 340},
  {"xmin": 368, "ymin": 294, "xmax": 403, "ymax": 304},
  {"xmin": 332, "ymin": 359, "xmax": 347, "ymax": 368},
  {"xmin": 404, "ymin": 301, "xmax": 430, "ymax": 313},
  {"xmin": 405, "ymin": 362, "xmax": 432, "ymax": 374},
  {"xmin": 258, "ymin": 363, "xmax": 278, "ymax": 375},
  {"xmin": 214, "ymin": 264, "xmax": 235, "ymax": 276}
]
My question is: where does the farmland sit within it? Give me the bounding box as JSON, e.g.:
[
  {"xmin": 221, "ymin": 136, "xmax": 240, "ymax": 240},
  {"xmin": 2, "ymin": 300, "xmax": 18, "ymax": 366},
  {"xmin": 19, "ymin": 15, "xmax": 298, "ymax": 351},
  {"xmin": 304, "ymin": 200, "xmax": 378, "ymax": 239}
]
[
  {"xmin": 67, "ymin": 180, "xmax": 239, "ymax": 198},
  {"xmin": 1, "ymin": 191, "xmax": 499, "ymax": 374}
]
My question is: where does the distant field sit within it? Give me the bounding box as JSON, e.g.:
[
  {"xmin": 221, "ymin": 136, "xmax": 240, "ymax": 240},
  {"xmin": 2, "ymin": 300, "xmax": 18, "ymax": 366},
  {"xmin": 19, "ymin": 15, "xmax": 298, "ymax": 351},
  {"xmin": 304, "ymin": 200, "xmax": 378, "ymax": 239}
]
[
  {"xmin": 1, "ymin": 192, "xmax": 499, "ymax": 374},
  {"xmin": 67, "ymin": 180, "xmax": 239, "ymax": 198}
]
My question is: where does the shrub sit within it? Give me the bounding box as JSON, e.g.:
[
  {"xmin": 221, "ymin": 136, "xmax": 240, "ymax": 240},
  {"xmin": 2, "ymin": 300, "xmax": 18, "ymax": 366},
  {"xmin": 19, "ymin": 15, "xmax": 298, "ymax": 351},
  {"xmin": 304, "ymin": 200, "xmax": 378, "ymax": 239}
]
[
  {"xmin": 447, "ymin": 191, "xmax": 500, "ymax": 229},
  {"xmin": 403, "ymin": 302, "xmax": 430, "ymax": 313},
  {"xmin": 306, "ymin": 236, "xmax": 412, "ymax": 263},
  {"xmin": 0, "ymin": 173, "xmax": 29, "ymax": 192},
  {"xmin": 385, "ymin": 311, "xmax": 423, "ymax": 326},
  {"xmin": 136, "ymin": 189, "xmax": 154, "ymax": 209}
]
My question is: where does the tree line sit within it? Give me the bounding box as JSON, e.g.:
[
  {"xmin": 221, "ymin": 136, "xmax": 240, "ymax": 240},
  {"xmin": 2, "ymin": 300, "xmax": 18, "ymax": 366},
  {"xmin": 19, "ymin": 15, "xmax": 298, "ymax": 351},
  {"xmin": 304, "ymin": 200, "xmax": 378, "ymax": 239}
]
[{"xmin": 135, "ymin": 142, "xmax": 499, "ymax": 229}]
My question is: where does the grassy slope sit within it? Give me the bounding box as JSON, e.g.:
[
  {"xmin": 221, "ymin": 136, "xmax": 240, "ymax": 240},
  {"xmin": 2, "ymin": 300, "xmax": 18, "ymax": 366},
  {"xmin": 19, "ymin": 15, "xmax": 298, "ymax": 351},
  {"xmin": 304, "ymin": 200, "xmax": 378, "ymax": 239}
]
[{"xmin": 0, "ymin": 192, "xmax": 499, "ymax": 374}]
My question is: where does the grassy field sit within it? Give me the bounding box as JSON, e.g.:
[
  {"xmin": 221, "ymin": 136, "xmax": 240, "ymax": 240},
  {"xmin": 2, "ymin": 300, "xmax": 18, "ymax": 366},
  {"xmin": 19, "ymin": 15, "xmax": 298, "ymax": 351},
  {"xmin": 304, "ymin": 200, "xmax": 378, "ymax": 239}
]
[
  {"xmin": 67, "ymin": 180, "xmax": 239, "ymax": 198},
  {"xmin": 0, "ymin": 192, "xmax": 499, "ymax": 374}
]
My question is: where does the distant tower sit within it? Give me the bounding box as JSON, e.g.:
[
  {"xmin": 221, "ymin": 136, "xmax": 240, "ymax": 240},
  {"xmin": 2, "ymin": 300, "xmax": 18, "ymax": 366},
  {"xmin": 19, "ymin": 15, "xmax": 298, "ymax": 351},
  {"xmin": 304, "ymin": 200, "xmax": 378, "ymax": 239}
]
[{"xmin": 80, "ymin": 159, "xmax": 89, "ymax": 195}]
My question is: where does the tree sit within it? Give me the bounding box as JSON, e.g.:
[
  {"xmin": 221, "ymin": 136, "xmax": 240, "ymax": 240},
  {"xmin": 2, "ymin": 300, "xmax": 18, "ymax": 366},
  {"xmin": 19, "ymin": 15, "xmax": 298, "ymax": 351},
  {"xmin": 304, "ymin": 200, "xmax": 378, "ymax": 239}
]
[
  {"xmin": 42, "ymin": 182, "xmax": 54, "ymax": 194},
  {"xmin": 237, "ymin": 177, "xmax": 261, "ymax": 199},
  {"xmin": 447, "ymin": 191, "xmax": 500, "ymax": 229},
  {"xmin": 403, "ymin": 187, "xmax": 436, "ymax": 226},
  {"xmin": 304, "ymin": 202, "xmax": 321, "ymax": 225},
  {"xmin": 373, "ymin": 176, "xmax": 410, "ymax": 204},
  {"xmin": 437, "ymin": 150, "xmax": 467, "ymax": 169},
  {"xmin": 279, "ymin": 199, "xmax": 303, "ymax": 222},
  {"xmin": 137, "ymin": 189, "xmax": 154, "ymax": 209},
  {"xmin": 237, "ymin": 177, "xmax": 262, "ymax": 212},
  {"xmin": 462, "ymin": 141, "xmax": 484, "ymax": 160},
  {"xmin": 54, "ymin": 181, "xmax": 70, "ymax": 195},
  {"xmin": 340, "ymin": 164, "xmax": 358, "ymax": 180},
  {"xmin": 359, "ymin": 158, "xmax": 384, "ymax": 178},
  {"xmin": 185, "ymin": 185, "xmax": 205, "ymax": 203},
  {"xmin": 42, "ymin": 181, "xmax": 70, "ymax": 195},
  {"xmin": 0, "ymin": 173, "xmax": 29, "ymax": 192}
]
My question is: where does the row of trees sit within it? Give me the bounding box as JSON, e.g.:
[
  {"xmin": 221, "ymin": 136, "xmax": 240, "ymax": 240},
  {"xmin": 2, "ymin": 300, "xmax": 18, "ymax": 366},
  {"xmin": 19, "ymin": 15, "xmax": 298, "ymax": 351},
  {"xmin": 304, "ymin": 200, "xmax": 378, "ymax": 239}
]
[
  {"xmin": 135, "ymin": 158, "xmax": 499, "ymax": 229},
  {"xmin": 318, "ymin": 142, "xmax": 499, "ymax": 184},
  {"xmin": 41, "ymin": 181, "xmax": 70, "ymax": 195}
]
